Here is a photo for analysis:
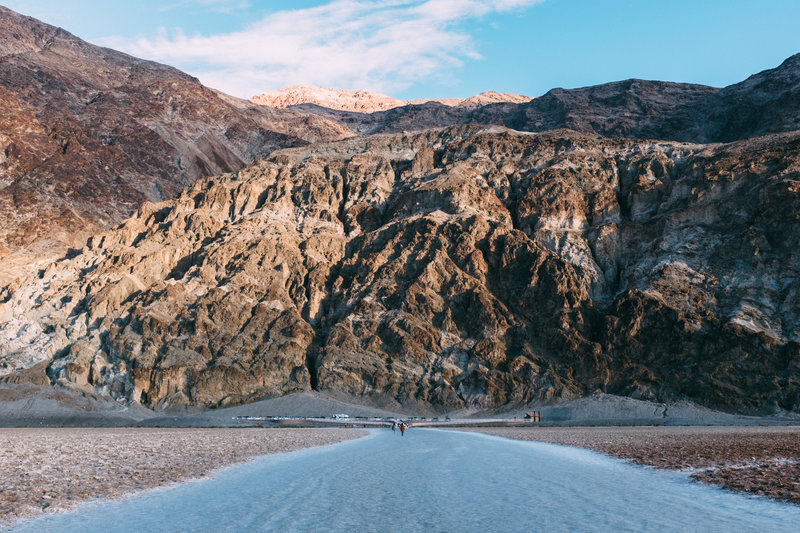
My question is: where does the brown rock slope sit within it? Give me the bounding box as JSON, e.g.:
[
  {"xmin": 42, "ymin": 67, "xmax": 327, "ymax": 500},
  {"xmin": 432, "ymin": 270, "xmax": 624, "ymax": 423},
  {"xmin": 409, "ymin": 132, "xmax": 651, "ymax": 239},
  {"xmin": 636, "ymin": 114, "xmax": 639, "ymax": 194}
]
[
  {"xmin": 1, "ymin": 126, "xmax": 798, "ymax": 413},
  {"xmin": 0, "ymin": 6, "xmax": 352, "ymax": 283}
]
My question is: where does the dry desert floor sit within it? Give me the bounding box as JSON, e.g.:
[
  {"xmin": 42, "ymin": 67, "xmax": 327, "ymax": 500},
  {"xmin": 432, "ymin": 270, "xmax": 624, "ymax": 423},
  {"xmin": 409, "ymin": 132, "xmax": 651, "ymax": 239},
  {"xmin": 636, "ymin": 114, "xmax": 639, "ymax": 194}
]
[
  {"xmin": 470, "ymin": 426, "xmax": 800, "ymax": 505},
  {"xmin": 0, "ymin": 427, "xmax": 364, "ymax": 524}
]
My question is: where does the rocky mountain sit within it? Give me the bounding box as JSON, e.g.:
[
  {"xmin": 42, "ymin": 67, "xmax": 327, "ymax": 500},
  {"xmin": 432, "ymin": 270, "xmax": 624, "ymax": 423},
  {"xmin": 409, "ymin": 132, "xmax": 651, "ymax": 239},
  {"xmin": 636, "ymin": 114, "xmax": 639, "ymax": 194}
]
[
  {"xmin": 2, "ymin": 126, "xmax": 797, "ymax": 414},
  {"xmin": 487, "ymin": 53, "xmax": 800, "ymax": 143},
  {"xmin": 708, "ymin": 53, "xmax": 800, "ymax": 141},
  {"xmin": 0, "ymin": 6, "xmax": 353, "ymax": 284},
  {"xmin": 280, "ymin": 54, "xmax": 800, "ymax": 144},
  {"xmin": 4, "ymin": 2, "xmax": 797, "ymax": 292},
  {"xmin": 492, "ymin": 80, "xmax": 720, "ymax": 141},
  {"xmin": 251, "ymin": 85, "xmax": 537, "ymax": 138},
  {"xmin": 2, "ymin": 6, "xmax": 799, "ymax": 417},
  {"xmin": 251, "ymin": 84, "xmax": 530, "ymax": 113},
  {"xmin": 286, "ymin": 101, "xmax": 485, "ymax": 137}
]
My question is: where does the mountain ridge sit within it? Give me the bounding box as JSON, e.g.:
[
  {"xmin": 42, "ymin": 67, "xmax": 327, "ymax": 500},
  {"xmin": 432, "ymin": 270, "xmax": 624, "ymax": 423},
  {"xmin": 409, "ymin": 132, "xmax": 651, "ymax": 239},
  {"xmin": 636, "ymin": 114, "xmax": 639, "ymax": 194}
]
[
  {"xmin": 251, "ymin": 83, "xmax": 532, "ymax": 113},
  {"xmin": 497, "ymin": 53, "xmax": 800, "ymax": 142},
  {"xmin": 0, "ymin": 6, "xmax": 353, "ymax": 285},
  {"xmin": 278, "ymin": 54, "xmax": 800, "ymax": 143}
]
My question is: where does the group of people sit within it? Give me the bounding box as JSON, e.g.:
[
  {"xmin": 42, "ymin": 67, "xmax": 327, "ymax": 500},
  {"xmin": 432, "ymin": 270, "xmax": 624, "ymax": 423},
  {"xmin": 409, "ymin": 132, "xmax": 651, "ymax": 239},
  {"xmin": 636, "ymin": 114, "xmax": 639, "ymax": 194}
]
[{"xmin": 391, "ymin": 421, "xmax": 407, "ymax": 436}]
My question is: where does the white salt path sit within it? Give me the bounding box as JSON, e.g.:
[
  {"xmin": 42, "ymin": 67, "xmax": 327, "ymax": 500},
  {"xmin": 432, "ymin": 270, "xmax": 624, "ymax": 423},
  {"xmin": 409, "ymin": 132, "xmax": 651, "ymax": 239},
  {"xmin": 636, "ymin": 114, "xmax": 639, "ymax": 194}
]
[{"xmin": 11, "ymin": 429, "xmax": 800, "ymax": 532}]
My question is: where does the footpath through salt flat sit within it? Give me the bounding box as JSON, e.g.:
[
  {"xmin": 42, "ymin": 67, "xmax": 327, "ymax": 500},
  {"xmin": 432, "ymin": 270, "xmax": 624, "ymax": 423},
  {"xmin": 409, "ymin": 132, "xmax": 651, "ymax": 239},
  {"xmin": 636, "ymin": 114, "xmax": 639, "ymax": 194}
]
[{"xmin": 10, "ymin": 429, "xmax": 800, "ymax": 532}]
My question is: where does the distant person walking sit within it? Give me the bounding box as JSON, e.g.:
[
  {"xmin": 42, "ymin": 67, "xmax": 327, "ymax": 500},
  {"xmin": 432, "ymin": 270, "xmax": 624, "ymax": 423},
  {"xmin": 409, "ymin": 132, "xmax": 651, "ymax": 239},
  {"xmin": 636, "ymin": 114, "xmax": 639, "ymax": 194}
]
[
  {"xmin": 392, "ymin": 421, "xmax": 397, "ymax": 435},
  {"xmin": 399, "ymin": 422, "xmax": 406, "ymax": 436}
]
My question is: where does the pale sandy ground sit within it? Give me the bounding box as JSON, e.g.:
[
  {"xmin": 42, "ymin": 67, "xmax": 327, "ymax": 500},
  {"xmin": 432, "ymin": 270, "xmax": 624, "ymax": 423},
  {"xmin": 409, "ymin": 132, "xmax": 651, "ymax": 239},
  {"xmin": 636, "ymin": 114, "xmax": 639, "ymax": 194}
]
[
  {"xmin": 469, "ymin": 427, "xmax": 800, "ymax": 505},
  {"xmin": 0, "ymin": 428, "xmax": 365, "ymax": 525}
]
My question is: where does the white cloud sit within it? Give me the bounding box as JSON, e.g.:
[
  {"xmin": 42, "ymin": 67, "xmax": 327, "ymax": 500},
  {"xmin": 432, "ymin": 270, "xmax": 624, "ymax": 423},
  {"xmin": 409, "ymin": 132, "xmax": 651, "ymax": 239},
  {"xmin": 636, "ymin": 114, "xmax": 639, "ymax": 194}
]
[{"xmin": 100, "ymin": 0, "xmax": 542, "ymax": 98}]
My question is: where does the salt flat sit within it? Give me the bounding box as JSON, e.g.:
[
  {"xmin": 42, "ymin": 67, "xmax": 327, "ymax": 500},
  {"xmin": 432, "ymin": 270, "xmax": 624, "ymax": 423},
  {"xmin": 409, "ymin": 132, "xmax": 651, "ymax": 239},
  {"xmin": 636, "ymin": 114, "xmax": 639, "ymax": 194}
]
[
  {"xmin": 8, "ymin": 429, "xmax": 800, "ymax": 532},
  {"xmin": 0, "ymin": 428, "xmax": 363, "ymax": 524},
  {"xmin": 471, "ymin": 426, "xmax": 800, "ymax": 504}
]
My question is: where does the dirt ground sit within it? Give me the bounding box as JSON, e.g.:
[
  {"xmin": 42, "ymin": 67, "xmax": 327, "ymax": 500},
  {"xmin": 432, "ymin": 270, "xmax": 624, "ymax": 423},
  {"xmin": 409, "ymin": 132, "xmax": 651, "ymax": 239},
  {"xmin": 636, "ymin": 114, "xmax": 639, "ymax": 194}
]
[
  {"xmin": 0, "ymin": 427, "xmax": 365, "ymax": 525},
  {"xmin": 469, "ymin": 426, "xmax": 800, "ymax": 505}
]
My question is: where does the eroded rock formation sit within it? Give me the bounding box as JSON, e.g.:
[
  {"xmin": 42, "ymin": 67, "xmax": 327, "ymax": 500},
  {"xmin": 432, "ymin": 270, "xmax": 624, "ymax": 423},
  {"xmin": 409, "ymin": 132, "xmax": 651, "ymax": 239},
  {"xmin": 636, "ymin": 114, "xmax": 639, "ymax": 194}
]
[{"xmin": 2, "ymin": 127, "xmax": 797, "ymax": 414}]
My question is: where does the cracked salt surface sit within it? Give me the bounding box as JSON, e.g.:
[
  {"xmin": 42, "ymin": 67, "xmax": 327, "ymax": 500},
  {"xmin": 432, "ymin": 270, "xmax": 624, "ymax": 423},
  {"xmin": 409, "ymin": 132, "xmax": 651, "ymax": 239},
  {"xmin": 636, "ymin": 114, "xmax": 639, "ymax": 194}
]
[{"xmin": 9, "ymin": 429, "xmax": 800, "ymax": 532}]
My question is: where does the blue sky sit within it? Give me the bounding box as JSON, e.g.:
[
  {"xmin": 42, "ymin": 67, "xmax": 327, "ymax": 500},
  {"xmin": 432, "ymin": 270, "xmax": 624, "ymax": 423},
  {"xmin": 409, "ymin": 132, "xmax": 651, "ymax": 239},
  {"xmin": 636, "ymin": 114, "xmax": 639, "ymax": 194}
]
[{"xmin": 4, "ymin": 0, "xmax": 799, "ymax": 99}]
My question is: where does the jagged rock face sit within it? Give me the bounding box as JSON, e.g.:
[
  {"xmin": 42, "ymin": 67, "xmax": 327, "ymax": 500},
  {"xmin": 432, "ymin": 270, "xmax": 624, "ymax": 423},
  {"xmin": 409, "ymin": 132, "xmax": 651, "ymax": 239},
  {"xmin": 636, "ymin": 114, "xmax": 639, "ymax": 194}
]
[
  {"xmin": 0, "ymin": 7, "xmax": 352, "ymax": 284},
  {"xmin": 3, "ymin": 2, "xmax": 798, "ymax": 293},
  {"xmin": 1, "ymin": 126, "xmax": 798, "ymax": 414}
]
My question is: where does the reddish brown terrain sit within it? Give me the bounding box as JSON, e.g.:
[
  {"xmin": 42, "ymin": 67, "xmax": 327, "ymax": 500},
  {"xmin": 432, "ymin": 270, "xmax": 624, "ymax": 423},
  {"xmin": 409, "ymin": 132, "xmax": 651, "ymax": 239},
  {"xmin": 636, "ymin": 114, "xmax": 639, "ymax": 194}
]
[{"xmin": 0, "ymin": 6, "xmax": 352, "ymax": 284}]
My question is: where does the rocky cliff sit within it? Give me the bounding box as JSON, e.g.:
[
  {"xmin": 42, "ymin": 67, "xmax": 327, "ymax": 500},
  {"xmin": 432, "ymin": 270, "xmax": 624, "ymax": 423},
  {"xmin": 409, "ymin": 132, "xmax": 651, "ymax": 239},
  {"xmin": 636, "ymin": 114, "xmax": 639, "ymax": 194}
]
[
  {"xmin": 2, "ymin": 126, "xmax": 797, "ymax": 414},
  {"xmin": 0, "ymin": 6, "xmax": 352, "ymax": 284}
]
